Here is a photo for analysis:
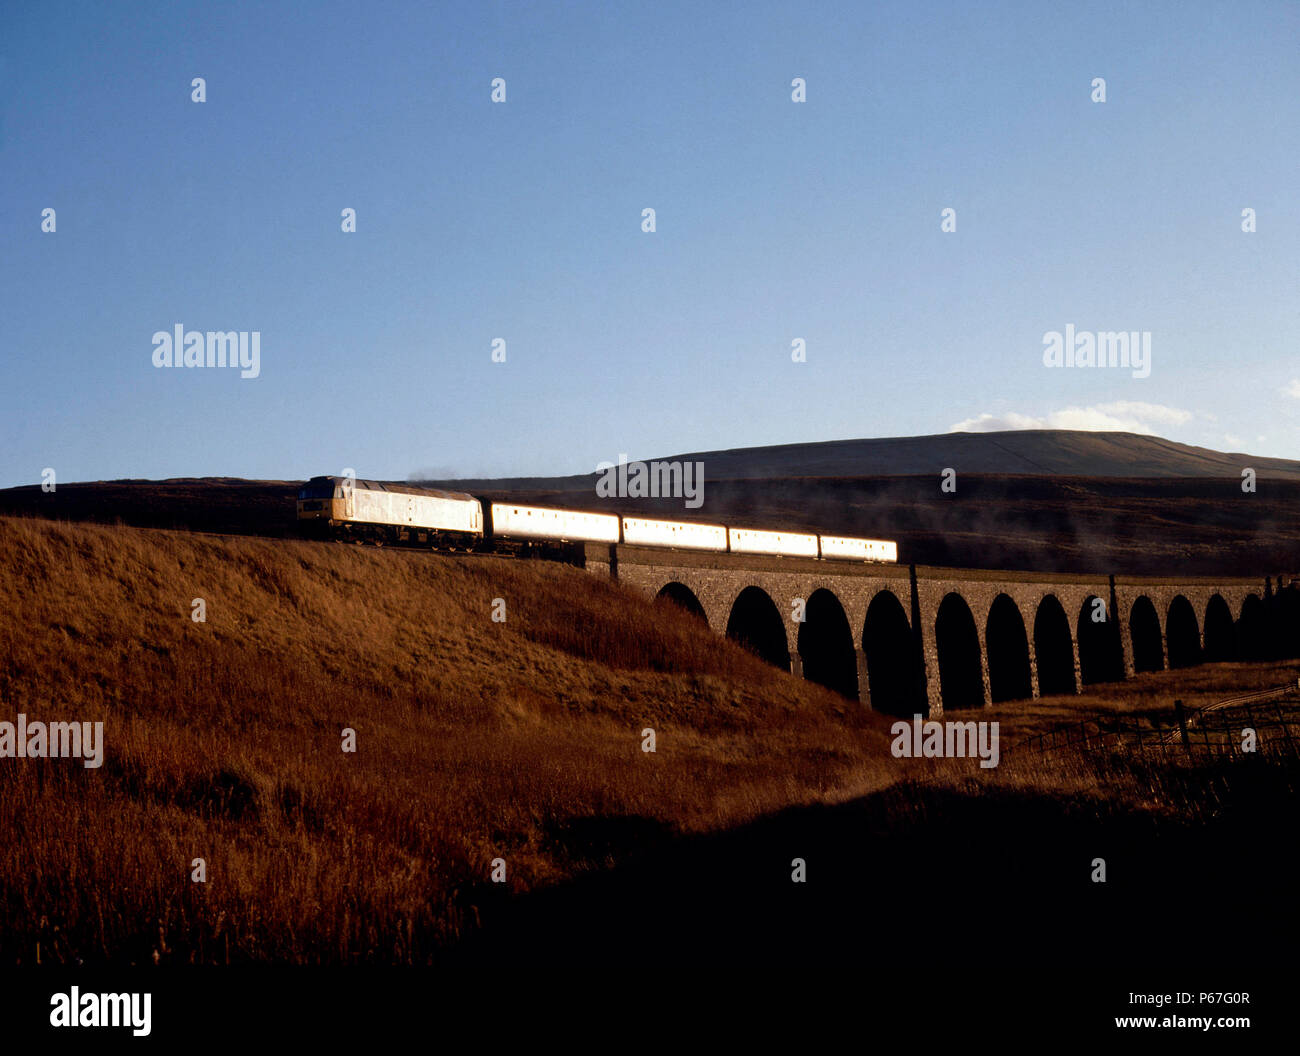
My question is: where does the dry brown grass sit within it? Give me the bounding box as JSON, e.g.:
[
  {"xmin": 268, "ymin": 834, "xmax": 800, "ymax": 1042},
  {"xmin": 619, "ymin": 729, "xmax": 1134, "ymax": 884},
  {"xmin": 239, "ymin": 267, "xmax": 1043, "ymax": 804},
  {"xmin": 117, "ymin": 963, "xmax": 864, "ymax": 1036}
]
[
  {"xmin": 980, "ymin": 661, "xmax": 1300, "ymax": 739},
  {"xmin": 0, "ymin": 515, "xmax": 904, "ymax": 965},
  {"xmin": 3, "ymin": 513, "xmax": 1295, "ymax": 966}
]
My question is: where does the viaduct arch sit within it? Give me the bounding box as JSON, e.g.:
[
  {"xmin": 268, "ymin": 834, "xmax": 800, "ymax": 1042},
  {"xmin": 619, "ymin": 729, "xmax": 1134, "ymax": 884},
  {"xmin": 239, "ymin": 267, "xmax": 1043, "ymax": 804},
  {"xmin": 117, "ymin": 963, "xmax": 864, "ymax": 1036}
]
[
  {"xmin": 986, "ymin": 594, "xmax": 1032, "ymax": 703},
  {"xmin": 591, "ymin": 544, "xmax": 1293, "ymax": 717}
]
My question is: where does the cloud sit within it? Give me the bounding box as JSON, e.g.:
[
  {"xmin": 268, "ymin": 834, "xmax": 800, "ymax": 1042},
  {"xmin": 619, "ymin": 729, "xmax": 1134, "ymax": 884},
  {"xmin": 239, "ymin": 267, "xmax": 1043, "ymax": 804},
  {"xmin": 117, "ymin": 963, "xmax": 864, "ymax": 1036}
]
[
  {"xmin": 949, "ymin": 401, "xmax": 1194, "ymax": 436},
  {"xmin": 1284, "ymin": 379, "xmax": 1300, "ymax": 399}
]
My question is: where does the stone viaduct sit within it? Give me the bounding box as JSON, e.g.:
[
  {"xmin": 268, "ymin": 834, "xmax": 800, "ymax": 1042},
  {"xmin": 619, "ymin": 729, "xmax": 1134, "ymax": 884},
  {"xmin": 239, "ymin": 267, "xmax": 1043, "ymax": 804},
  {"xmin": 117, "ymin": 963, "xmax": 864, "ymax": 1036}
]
[{"xmin": 584, "ymin": 543, "xmax": 1298, "ymax": 717}]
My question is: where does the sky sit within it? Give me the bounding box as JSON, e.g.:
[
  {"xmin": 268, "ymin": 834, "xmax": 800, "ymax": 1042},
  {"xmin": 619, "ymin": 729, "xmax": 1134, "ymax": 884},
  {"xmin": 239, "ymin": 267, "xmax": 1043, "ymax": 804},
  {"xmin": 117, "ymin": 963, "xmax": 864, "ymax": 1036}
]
[{"xmin": 1, "ymin": 0, "xmax": 1298, "ymax": 488}]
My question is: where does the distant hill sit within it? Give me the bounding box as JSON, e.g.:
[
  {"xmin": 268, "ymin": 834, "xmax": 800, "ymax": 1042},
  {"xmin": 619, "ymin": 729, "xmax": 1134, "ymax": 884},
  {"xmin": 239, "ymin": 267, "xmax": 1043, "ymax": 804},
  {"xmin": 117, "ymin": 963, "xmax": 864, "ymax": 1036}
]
[
  {"xmin": 655, "ymin": 430, "xmax": 1300, "ymax": 481},
  {"xmin": 413, "ymin": 431, "xmax": 1300, "ymax": 576},
  {"xmin": 424, "ymin": 431, "xmax": 1300, "ymax": 491}
]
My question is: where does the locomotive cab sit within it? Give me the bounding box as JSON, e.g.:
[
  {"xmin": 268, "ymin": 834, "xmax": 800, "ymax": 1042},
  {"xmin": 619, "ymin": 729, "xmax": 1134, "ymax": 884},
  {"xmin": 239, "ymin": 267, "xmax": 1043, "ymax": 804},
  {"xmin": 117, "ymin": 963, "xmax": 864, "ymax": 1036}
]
[{"xmin": 296, "ymin": 476, "xmax": 347, "ymax": 528}]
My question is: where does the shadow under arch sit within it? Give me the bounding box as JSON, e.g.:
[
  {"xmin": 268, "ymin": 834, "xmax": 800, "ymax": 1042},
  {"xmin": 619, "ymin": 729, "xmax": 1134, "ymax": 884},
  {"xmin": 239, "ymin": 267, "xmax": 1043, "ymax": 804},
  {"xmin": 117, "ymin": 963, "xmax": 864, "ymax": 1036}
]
[
  {"xmin": 726, "ymin": 586, "xmax": 789, "ymax": 670},
  {"xmin": 862, "ymin": 589, "xmax": 922, "ymax": 717},
  {"xmin": 1033, "ymin": 594, "xmax": 1076, "ymax": 696},
  {"xmin": 936, "ymin": 592, "xmax": 984, "ymax": 711},
  {"xmin": 1166, "ymin": 595, "xmax": 1201, "ymax": 669},
  {"xmin": 986, "ymin": 594, "xmax": 1032, "ymax": 703},
  {"xmin": 1129, "ymin": 596, "xmax": 1163, "ymax": 673},
  {"xmin": 655, "ymin": 582, "xmax": 707, "ymax": 624},
  {"xmin": 1238, "ymin": 594, "xmax": 1266, "ymax": 661},
  {"xmin": 797, "ymin": 588, "xmax": 858, "ymax": 700},
  {"xmin": 1275, "ymin": 586, "xmax": 1300, "ymax": 659},
  {"xmin": 1203, "ymin": 594, "xmax": 1234, "ymax": 662},
  {"xmin": 1077, "ymin": 595, "xmax": 1123, "ymax": 686}
]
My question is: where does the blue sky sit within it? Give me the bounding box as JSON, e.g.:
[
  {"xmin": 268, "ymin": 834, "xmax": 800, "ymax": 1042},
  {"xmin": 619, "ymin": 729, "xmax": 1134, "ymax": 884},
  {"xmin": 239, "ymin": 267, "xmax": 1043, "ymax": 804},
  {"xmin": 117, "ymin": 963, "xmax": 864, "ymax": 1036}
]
[{"xmin": 2, "ymin": 0, "xmax": 1297, "ymax": 487}]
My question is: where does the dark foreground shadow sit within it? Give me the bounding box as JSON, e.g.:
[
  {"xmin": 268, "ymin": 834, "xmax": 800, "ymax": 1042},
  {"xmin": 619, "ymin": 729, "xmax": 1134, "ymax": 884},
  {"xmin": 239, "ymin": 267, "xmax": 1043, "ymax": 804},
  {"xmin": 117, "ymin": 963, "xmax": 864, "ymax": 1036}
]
[{"xmin": 445, "ymin": 763, "xmax": 1300, "ymax": 1019}]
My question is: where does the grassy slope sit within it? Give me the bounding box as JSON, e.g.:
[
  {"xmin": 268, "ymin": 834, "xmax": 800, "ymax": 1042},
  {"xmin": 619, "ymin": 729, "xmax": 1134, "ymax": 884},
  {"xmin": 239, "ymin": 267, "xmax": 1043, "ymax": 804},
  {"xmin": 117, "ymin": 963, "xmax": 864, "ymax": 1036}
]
[
  {"xmin": 3, "ymin": 514, "xmax": 1297, "ymax": 968},
  {"xmin": 0, "ymin": 514, "xmax": 899, "ymax": 965}
]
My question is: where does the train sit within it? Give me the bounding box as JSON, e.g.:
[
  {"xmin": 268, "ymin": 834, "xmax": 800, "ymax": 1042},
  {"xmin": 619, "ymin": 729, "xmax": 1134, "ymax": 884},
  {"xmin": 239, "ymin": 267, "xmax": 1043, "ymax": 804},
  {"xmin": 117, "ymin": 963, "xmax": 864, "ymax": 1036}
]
[{"xmin": 296, "ymin": 475, "xmax": 898, "ymax": 563}]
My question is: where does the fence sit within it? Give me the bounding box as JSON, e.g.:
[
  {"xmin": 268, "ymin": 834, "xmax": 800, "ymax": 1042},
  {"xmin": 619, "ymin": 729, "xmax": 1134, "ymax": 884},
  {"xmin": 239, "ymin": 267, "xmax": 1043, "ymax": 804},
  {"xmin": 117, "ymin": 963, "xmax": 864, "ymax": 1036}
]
[{"xmin": 1009, "ymin": 680, "xmax": 1300, "ymax": 761}]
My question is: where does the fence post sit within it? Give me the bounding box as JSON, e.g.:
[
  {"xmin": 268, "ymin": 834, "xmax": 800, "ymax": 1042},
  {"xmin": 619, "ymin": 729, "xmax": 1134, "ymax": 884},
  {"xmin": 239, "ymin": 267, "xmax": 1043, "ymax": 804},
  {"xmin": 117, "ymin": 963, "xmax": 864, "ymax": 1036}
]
[
  {"xmin": 1175, "ymin": 699, "xmax": 1192, "ymax": 757},
  {"xmin": 1276, "ymin": 701, "xmax": 1300, "ymax": 760}
]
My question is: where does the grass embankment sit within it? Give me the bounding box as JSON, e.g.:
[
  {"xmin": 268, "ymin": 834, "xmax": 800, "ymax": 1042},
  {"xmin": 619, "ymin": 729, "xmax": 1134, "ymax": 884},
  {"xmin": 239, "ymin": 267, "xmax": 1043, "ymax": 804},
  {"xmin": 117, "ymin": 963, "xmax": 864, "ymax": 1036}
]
[
  {"xmin": 0, "ymin": 515, "xmax": 898, "ymax": 965},
  {"xmin": 1, "ymin": 514, "xmax": 1296, "ymax": 966}
]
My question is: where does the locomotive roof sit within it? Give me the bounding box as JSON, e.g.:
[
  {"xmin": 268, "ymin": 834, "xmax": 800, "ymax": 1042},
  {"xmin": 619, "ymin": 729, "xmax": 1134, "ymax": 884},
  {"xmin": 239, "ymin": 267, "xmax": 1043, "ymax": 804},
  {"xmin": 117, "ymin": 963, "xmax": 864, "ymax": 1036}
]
[{"xmin": 306, "ymin": 476, "xmax": 479, "ymax": 503}]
